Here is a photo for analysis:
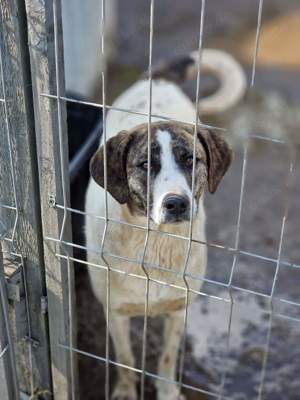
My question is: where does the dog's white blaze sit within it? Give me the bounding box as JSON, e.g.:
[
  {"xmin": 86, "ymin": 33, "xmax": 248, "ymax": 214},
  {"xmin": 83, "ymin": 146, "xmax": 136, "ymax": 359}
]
[{"xmin": 152, "ymin": 130, "xmax": 194, "ymax": 225}]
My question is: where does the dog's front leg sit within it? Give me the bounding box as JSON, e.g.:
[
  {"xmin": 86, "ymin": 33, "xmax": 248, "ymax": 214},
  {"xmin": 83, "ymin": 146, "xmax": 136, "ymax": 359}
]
[
  {"xmin": 156, "ymin": 310, "xmax": 186, "ymax": 400},
  {"xmin": 109, "ymin": 312, "xmax": 137, "ymax": 400}
]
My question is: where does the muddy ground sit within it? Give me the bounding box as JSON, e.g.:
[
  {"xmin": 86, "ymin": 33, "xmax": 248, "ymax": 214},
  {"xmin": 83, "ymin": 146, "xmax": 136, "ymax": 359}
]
[{"xmin": 73, "ymin": 2, "xmax": 300, "ymax": 399}]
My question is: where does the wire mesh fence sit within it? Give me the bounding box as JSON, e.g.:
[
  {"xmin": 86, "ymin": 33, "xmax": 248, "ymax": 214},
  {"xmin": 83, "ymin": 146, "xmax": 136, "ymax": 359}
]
[{"xmin": 0, "ymin": 0, "xmax": 299, "ymax": 399}]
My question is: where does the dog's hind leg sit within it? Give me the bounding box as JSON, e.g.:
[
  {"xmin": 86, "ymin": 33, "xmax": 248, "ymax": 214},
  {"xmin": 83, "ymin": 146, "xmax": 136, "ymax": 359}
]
[
  {"xmin": 109, "ymin": 312, "xmax": 137, "ymax": 400},
  {"xmin": 156, "ymin": 310, "xmax": 186, "ymax": 400}
]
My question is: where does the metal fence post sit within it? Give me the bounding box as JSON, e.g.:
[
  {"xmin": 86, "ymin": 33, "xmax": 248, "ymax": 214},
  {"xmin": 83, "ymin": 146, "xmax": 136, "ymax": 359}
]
[
  {"xmin": 24, "ymin": 0, "xmax": 78, "ymax": 398},
  {"xmin": 0, "ymin": 0, "xmax": 52, "ymax": 396}
]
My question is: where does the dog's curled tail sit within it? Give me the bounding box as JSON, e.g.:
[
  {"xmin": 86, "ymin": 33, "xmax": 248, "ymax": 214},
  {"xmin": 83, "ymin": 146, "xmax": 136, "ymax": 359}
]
[{"xmin": 148, "ymin": 49, "xmax": 247, "ymax": 115}]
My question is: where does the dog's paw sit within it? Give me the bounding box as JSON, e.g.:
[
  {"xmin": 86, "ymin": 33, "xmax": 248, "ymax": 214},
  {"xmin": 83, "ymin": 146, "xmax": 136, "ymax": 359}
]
[{"xmin": 112, "ymin": 381, "xmax": 137, "ymax": 400}]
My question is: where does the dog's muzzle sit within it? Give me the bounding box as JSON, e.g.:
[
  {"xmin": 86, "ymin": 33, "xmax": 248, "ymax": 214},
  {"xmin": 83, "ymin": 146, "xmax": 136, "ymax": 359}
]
[{"xmin": 161, "ymin": 193, "xmax": 190, "ymax": 223}]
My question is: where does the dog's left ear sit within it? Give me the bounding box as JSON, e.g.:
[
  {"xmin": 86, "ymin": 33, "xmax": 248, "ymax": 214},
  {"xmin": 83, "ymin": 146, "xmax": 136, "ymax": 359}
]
[
  {"xmin": 197, "ymin": 128, "xmax": 233, "ymax": 193},
  {"xmin": 90, "ymin": 130, "xmax": 133, "ymax": 204}
]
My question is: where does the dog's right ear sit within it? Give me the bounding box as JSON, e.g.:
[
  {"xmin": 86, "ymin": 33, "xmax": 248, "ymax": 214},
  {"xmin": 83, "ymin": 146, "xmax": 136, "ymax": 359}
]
[{"xmin": 90, "ymin": 130, "xmax": 133, "ymax": 204}]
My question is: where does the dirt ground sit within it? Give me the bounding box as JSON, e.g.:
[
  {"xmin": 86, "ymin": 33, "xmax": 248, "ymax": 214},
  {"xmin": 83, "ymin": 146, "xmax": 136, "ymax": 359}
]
[{"xmin": 73, "ymin": 2, "xmax": 300, "ymax": 399}]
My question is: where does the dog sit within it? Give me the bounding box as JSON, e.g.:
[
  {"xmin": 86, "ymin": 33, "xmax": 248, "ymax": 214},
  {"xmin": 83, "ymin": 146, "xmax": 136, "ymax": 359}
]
[{"xmin": 85, "ymin": 49, "xmax": 245, "ymax": 400}]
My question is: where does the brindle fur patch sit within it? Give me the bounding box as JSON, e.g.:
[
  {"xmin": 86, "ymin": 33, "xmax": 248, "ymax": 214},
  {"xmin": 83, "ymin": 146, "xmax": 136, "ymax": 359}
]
[
  {"xmin": 90, "ymin": 130, "xmax": 133, "ymax": 204},
  {"xmin": 125, "ymin": 121, "xmax": 211, "ymax": 217}
]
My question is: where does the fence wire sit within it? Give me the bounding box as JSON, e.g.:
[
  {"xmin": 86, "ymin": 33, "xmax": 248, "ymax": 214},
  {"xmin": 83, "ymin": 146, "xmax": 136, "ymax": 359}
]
[
  {"xmin": 43, "ymin": 0, "xmax": 299, "ymax": 399},
  {"xmin": 53, "ymin": 0, "xmax": 76, "ymax": 398}
]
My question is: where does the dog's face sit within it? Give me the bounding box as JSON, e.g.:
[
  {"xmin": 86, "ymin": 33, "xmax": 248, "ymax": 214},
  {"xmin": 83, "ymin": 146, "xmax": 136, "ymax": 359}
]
[{"xmin": 90, "ymin": 122, "xmax": 232, "ymax": 226}]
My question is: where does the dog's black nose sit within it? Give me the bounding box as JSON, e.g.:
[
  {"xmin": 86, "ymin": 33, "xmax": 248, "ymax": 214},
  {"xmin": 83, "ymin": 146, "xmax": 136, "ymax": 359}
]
[{"xmin": 163, "ymin": 194, "xmax": 189, "ymax": 216}]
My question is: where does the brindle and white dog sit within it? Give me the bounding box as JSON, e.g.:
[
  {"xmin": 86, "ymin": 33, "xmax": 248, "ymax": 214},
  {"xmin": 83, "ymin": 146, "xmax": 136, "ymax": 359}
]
[{"xmin": 85, "ymin": 49, "xmax": 245, "ymax": 400}]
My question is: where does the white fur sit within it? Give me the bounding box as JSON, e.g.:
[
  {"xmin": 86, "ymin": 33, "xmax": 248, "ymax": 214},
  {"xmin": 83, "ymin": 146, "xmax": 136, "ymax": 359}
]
[
  {"xmin": 85, "ymin": 79, "xmax": 207, "ymax": 400},
  {"xmin": 105, "ymin": 79, "xmax": 196, "ymax": 138},
  {"xmin": 152, "ymin": 130, "xmax": 196, "ymax": 225}
]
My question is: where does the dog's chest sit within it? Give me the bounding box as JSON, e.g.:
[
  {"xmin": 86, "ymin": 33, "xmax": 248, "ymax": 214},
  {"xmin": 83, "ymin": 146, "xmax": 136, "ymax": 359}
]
[
  {"xmin": 106, "ymin": 223, "xmax": 188, "ymax": 277},
  {"xmin": 103, "ymin": 221, "xmax": 206, "ymax": 313}
]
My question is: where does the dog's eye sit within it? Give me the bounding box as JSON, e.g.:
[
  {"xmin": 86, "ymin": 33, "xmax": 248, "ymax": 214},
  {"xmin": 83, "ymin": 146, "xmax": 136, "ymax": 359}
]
[
  {"xmin": 139, "ymin": 161, "xmax": 148, "ymax": 170},
  {"xmin": 185, "ymin": 155, "xmax": 195, "ymax": 167}
]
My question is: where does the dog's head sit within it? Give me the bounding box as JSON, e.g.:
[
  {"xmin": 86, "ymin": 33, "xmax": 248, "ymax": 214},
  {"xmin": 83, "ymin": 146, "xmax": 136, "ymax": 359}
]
[{"xmin": 90, "ymin": 122, "xmax": 232, "ymax": 226}]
